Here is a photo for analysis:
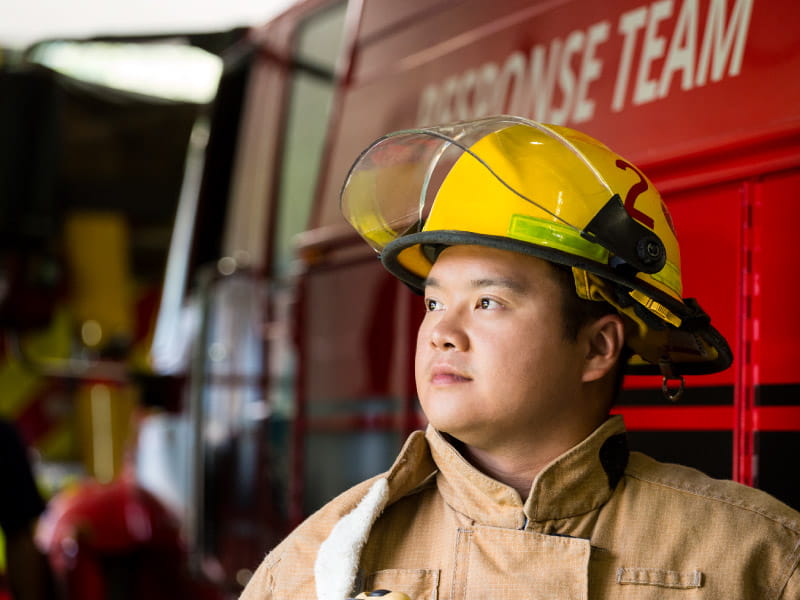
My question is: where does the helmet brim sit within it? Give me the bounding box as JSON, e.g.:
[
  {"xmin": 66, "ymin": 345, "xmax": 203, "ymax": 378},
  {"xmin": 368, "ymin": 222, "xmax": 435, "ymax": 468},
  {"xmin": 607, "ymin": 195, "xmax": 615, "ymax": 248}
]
[{"xmin": 382, "ymin": 231, "xmax": 733, "ymax": 376}]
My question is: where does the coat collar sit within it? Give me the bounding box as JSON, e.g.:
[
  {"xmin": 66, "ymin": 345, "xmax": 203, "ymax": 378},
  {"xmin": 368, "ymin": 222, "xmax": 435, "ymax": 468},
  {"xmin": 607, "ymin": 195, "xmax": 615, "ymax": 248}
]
[
  {"xmin": 314, "ymin": 416, "xmax": 628, "ymax": 599},
  {"xmin": 425, "ymin": 416, "xmax": 629, "ymax": 528}
]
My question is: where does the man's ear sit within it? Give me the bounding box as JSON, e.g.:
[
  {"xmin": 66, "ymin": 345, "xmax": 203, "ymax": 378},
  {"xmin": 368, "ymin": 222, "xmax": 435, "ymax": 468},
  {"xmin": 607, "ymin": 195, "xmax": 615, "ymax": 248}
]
[{"xmin": 581, "ymin": 314, "xmax": 626, "ymax": 383}]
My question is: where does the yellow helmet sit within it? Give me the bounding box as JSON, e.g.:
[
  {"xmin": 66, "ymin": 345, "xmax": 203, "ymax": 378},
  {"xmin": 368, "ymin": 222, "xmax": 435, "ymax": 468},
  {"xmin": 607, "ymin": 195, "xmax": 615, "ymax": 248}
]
[{"xmin": 340, "ymin": 116, "xmax": 731, "ymax": 377}]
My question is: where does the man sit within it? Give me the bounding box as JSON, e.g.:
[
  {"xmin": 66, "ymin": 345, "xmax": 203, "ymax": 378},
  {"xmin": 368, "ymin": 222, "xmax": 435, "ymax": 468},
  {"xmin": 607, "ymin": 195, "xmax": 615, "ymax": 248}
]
[{"xmin": 241, "ymin": 117, "xmax": 800, "ymax": 599}]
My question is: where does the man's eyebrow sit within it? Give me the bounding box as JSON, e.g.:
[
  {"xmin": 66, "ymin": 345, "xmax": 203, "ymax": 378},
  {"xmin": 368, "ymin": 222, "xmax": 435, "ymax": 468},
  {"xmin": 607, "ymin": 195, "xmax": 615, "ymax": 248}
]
[
  {"xmin": 472, "ymin": 277, "xmax": 528, "ymax": 294},
  {"xmin": 424, "ymin": 276, "xmax": 528, "ymax": 294}
]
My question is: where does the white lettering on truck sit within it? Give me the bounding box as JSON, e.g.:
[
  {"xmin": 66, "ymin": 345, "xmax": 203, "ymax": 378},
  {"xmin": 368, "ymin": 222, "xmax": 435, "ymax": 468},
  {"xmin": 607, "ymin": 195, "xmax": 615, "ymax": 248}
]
[{"xmin": 417, "ymin": 0, "xmax": 754, "ymax": 126}]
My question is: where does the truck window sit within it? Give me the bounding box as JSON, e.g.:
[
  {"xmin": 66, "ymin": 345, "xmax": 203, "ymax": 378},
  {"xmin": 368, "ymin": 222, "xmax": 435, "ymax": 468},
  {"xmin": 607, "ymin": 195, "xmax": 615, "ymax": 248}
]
[{"xmin": 272, "ymin": 1, "xmax": 347, "ymax": 279}]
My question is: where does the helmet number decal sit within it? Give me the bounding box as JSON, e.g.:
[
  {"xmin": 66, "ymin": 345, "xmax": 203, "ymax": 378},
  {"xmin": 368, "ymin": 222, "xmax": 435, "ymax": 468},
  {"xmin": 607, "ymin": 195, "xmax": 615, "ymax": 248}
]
[{"xmin": 616, "ymin": 159, "xmax": 655, "ymax": 229}]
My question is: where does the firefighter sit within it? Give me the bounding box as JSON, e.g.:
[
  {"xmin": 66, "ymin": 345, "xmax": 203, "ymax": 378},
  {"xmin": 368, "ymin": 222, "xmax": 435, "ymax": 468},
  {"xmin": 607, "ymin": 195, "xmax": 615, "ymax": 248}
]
[{"xmin": 241, "ymin": 117, "xmax": 800, "ymax": 599}]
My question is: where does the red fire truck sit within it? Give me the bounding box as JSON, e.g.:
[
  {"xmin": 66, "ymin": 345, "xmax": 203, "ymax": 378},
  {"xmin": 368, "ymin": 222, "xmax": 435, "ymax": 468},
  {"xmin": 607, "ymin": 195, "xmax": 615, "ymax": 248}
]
[{"xmin": 21, "ymin": 0, "xmax": 799, "ymax": 595}]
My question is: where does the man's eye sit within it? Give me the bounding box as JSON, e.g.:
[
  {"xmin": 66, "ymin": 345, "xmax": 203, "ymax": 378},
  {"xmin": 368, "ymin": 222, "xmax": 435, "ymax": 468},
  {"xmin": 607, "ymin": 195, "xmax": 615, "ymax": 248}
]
[
  {"xmin": 426, "ymin": 298, "xmax": 442, "ymax": 311},
  {"xmin": 479, "ymin": 297, "xmax": 500, "ymax": 309}
]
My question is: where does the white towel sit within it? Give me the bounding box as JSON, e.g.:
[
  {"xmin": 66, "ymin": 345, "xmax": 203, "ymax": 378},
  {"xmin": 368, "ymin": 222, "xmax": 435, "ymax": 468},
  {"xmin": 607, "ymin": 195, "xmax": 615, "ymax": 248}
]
[{"xmin": 314, "ymin": 477, "xmax": 390, "ymax": 600}]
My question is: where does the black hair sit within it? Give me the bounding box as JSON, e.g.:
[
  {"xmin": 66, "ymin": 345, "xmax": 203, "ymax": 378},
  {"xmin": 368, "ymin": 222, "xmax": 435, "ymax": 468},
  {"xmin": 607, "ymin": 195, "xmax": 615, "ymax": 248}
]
[
  {"xmin": 548, "ymin": 263, "xmax": 616, "ymax": 341},
  {"xmin": 548, "ymin": 262, "xmax": 632, "ymax": 401}
]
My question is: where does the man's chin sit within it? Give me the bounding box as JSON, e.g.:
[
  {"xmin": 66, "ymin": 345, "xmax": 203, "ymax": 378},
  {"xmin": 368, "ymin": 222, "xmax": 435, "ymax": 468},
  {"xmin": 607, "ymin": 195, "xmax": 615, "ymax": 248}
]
[{"xmin": 431, "ymin": 422, "xmax": 485, "ymax": 448}]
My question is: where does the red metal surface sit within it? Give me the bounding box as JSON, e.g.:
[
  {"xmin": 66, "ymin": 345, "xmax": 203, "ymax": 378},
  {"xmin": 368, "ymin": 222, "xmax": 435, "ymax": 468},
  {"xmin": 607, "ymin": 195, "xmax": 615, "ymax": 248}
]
[
  {"xmin": 751, "ymin": 170, "xmax": 800, "ymax": 386},
  {"xmin": 612, "ymin": 405, "xmax": 734, "ymax": 430},
  {"xmin": 753, "ymin": 406, "xmax": 800, "ymax": 432},
  {"xmin": 315, "ymin": 0, "xmax": 800, "ymax": 229},
  {"xmin": 734, "ymin": 181, "xmax": 755, "ymax": 485},
  {"xmin": 613, "ymin": 405, "xmax": 800, "ymax": 432}
]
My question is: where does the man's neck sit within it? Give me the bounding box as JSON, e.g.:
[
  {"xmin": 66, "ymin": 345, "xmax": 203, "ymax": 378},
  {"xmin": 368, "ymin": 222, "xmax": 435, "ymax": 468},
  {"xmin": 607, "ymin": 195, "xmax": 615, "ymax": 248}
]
[
  {"xmin": 452, "ymin": 418, "xmax": 609, "ymax": 499},
  {"xmin": 458, "ymin": 443, "xmax": 550, "ymax": 498}
]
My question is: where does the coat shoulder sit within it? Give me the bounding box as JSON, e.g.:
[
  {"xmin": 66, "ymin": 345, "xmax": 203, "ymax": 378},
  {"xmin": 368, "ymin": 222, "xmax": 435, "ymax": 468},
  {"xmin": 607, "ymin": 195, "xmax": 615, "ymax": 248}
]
[{"xmin": 626, "ymin": 451, "xmax": 800, "ymax": 533}]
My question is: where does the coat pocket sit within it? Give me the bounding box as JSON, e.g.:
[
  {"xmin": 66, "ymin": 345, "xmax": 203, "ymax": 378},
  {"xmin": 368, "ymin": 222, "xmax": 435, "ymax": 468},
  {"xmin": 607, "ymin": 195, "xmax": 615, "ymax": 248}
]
[
  {"xmin": 616, "ymin": 567, "xmax": 703, "ymax": 589},
  {"xmin": 363, "ymin": 568, "xmax": 440, "ymax": 600}
]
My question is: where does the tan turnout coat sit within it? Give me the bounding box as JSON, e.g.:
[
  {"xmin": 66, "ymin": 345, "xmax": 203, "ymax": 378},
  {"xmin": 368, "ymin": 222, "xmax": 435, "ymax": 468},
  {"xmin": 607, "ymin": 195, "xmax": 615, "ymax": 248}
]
[{"xmin": 241, "ymin": 417, "xmax": 800, "ymax": 599}]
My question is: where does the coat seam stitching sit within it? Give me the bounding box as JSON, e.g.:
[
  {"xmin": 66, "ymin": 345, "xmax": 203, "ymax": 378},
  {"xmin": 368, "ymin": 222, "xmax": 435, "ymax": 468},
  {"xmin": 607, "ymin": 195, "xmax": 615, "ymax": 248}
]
[{"xmin": 624, "ymin": 470, "xmax": 800, "ymax": 533}]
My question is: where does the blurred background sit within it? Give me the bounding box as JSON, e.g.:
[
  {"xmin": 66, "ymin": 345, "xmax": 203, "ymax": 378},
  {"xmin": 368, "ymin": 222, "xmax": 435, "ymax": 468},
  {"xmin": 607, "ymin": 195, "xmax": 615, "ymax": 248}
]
[
  {"xmin": 1, "ymin": 1, "xmax": 312, "ymax": 598},
  {"xmin": 0, "ymin": 1, "xmax": 798, "ymax": 599}
]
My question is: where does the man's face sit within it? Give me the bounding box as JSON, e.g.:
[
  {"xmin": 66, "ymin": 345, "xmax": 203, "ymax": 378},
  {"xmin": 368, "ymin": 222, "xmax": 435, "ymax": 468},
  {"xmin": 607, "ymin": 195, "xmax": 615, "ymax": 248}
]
[{"xmin": 414, "ymin": 245, "xmax": 588, "ymax": 452}]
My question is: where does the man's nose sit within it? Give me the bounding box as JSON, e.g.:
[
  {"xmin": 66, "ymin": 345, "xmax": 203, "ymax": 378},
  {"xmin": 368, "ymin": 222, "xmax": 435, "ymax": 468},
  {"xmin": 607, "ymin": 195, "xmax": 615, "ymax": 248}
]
[{"xmin": 429, "ymin": 310, "xmax": 469, "ymax": 351}]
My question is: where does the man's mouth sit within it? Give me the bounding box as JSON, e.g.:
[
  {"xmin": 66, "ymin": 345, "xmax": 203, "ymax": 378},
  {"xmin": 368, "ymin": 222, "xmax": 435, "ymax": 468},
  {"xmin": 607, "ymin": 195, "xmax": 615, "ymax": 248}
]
[{"xmin": 430, "ymin": 365, "xmax": 472, "ymax": 385}]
